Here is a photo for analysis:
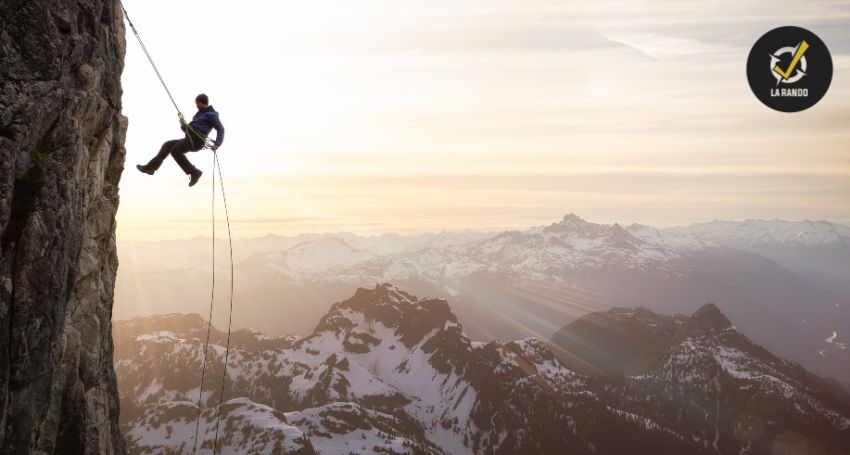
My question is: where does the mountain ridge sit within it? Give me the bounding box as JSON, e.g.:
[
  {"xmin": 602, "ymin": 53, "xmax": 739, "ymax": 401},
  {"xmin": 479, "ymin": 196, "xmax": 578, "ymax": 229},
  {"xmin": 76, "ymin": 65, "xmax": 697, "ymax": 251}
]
[
  {"xmin": 115, "ymin": 213, "xmax": 850, "ymax": 390},
  {"xmin": 115, "ymin": 283, "xmax": 850, "ymax": 455}
]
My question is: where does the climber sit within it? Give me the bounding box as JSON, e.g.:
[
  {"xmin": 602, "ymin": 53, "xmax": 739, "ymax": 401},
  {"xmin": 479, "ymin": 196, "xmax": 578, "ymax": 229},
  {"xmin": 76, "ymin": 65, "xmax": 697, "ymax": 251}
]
[{"xmin": 136, "ymin": 94, "xmax": 225, "ymax": 187}]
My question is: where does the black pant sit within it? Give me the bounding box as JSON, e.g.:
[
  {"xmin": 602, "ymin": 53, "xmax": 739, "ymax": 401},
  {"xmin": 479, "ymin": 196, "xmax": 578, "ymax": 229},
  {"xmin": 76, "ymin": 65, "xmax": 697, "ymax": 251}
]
[{"xmin": 146, "ymin": 134, "xmax": 205, "ymax": 174}]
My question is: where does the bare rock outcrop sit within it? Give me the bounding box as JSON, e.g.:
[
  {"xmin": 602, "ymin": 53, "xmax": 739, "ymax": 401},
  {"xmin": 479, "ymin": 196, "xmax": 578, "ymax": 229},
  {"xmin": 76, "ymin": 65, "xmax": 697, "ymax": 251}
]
[{"xmin": 1, "ymin": 0, "xmax": 127, "ymax": 453}]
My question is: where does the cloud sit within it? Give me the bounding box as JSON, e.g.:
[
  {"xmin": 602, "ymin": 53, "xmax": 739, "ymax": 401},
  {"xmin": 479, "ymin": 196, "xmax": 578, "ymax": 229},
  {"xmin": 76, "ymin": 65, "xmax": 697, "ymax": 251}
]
[{"xmin": 604, "ymin": 33, "xmax": 728, "ymax": 60}]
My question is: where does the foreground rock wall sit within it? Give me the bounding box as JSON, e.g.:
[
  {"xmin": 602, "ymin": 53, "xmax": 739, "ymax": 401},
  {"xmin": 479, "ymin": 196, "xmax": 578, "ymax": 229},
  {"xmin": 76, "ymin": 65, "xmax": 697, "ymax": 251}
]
[{"xmin": 1, "ymin": 0, "xmax": 127, "ymax": 453}]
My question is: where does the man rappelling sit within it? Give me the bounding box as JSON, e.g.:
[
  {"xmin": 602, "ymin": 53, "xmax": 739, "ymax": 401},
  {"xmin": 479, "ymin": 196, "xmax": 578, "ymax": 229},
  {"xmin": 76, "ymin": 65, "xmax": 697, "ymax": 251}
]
[{"xmin": 136, "ymin": 93, "xmax": 225, "ymax": 187}]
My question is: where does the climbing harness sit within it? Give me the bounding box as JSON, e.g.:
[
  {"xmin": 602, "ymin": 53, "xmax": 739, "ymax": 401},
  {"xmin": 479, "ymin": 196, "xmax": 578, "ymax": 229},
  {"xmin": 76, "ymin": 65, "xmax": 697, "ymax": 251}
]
[{"xmin": 118, "ymin": 2, "xmax": 235, "ymax": 454}]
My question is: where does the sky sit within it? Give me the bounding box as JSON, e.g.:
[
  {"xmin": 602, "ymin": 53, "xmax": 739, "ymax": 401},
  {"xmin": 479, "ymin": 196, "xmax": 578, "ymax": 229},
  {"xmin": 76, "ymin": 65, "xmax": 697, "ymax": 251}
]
[{"xmin": 117, "ymin": 0, "xmax": 850, "ymax": 240}]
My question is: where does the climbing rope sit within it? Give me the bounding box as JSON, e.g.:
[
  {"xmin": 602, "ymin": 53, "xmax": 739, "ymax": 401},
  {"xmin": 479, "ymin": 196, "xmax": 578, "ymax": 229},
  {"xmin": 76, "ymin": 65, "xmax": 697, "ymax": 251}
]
[
  {"xmin": 118, "ymin": 2, "xmax": 235, "ymax": 454},
  {"xmin": 191, "ymin": 154, "xmax": 216, "ymax": 454},
  {"xmin": 118, "ymin": 0, "xmax": 180, "ymax": 114},
  {"xmin": 211, "ymin": 151, "xmax": 235, "ymax": 454}
]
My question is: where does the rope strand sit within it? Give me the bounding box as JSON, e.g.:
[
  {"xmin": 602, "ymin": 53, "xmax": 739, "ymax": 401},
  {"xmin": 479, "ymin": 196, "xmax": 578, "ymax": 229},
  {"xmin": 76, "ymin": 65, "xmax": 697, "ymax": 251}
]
[
  {"xmin": 211, "ymin": 151, "xmax": 235, "ymax": 455},
  {"xmin": 118, "ymin": 0, "xmax": 181, "ymax": 114},
  {"xmin": 119, "ymin": 3, "xmax": 236, "ymax": 453},
  {"xmin": 192, "ymin": 152, "xmax": 217, "ymax": 455}
]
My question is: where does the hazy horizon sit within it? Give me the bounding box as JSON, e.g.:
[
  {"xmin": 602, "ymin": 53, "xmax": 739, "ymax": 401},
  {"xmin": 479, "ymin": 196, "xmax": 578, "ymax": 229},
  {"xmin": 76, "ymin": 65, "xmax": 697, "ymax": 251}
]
[{"xmin": 115, "ymin": 212, "xmax": 850, "ymax": 242}]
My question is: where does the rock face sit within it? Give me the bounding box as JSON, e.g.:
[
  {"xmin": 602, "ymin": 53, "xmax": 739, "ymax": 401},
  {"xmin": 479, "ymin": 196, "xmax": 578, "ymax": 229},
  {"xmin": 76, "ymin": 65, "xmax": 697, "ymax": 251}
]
[{"xmin": 0, "ymin": 0, "xmax": 127, "ymax": 453}]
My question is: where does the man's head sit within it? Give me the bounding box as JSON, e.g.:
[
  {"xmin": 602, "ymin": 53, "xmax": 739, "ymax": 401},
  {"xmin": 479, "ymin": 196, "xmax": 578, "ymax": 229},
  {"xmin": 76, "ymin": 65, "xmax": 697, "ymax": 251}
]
[{"xmin": 195, "ymin": 93, "xmax": 209, "ymax": 109}]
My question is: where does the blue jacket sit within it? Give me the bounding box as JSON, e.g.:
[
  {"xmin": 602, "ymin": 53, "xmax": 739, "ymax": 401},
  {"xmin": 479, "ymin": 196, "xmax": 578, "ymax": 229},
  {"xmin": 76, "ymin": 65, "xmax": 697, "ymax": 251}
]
[{"xmin": 187, "ymin": 105, "xmax": 225, "ymax": 146}]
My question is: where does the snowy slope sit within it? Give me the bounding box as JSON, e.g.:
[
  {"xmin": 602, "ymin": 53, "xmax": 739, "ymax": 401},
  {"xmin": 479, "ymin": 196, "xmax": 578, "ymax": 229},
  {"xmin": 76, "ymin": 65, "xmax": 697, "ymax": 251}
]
[
  {"xmin": 115, "ymin": 284, "xmax": 850, "ymax": 455},
  {"xmin": 116, "ymin": 213, "xmax": 850, "ymax": 392},
  {"xmin": 125, "ymin": 398, "xmax": 315, "ymax": 454},
  {"xmin": 661, "ymin": 219, "xmax": 850, "ymax": 247},
  {"xmin": 236, "ymin": 214, "xmax": 688, "ymax": 288}
]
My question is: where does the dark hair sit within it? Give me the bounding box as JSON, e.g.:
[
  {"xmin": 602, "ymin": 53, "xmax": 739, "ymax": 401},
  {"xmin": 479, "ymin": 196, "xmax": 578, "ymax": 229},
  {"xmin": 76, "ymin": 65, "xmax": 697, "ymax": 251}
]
[{"xmin": 195, "ymin": 93, "xmax": 209, "ymax": 104}]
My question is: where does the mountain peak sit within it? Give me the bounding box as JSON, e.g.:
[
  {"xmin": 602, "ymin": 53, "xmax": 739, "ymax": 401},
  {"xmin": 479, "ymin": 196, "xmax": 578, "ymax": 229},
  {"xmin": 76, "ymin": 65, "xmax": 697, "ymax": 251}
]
[
  {"xmin": 313, "ymin": 283, "xmax": 461, "ymax": 349},
  {"xmin": 558, "ymin": 213, "xmax": 592, "ymax": 230},
  {"xmin": 349, "ymin": 282, "xmax": 419, "ymax": 307},
  {"xmin": 551, "ymin": 303, "xmax": 737, "ymax": 376},
  {"xmin": 561, "ymin": 213, "xmax": 587, "ymax": 224},
  {"xmin": 542, "ymin": 213, "xmax": 593, "ymax": 234},
  {"xmin": 688, "ymin": 302, "xmax": 732, "ymax": 333},
  {"xmin": 286, "ymin": 236, "xmax": 360, "ymax": 254}
]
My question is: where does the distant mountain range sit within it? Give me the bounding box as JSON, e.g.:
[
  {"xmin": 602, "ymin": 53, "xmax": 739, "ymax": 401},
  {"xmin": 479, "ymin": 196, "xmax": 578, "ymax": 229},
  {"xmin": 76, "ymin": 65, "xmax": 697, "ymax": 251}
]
[
  {"xmin": 115, "ymin": 214, "xmax": 850, "ymax": 387},
  {"xmin": 114, "ymin": 284, "xmax": 850, "ymax": 455}
]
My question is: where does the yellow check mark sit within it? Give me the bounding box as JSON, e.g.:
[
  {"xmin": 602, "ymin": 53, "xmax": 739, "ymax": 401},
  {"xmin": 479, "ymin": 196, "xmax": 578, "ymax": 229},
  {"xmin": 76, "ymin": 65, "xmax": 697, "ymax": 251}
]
[{"xmin": 773, "ymin": 40, "xmax": 809, "ymax": 80}]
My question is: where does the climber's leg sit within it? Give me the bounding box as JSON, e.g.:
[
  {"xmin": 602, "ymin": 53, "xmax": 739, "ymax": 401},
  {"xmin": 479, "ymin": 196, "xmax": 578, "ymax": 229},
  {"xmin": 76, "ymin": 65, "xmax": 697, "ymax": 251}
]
[
  {"xmin": 138, "ymin": 138, "xmax": 183, "ymax": 174},
  {"xmin": 169, "ymin": 138, "xmax": 199, "ymax": 175}
]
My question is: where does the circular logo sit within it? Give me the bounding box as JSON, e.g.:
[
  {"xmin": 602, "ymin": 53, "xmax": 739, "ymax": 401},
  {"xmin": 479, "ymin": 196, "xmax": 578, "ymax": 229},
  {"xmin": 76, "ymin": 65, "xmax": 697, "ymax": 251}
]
[{"xmin": 746, "ymin": 26, "xmax": 832, "ymax": 112}]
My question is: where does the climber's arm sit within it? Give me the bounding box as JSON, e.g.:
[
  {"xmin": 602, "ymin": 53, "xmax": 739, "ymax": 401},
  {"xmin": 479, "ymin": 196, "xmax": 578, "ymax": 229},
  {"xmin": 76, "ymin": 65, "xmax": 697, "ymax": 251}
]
[{"xmin": 211, "ymin": 115, "xmax": 225, "ymax": 150}]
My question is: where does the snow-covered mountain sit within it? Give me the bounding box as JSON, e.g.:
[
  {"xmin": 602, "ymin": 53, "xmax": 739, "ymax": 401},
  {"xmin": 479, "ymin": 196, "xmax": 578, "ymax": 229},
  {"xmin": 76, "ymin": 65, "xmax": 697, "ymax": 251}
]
[
  {"xmin": 652, "ymin": 219, "xmax": 850, "ymax": 247},
  {"xmin": 115, "ymin": 214, "xmax": 850, "ymax": 389},
  {"xmin": 114, "ymin": 284, "xmax": 850, "ymax": 455},
  {"xmin": 632, "ymin": 219, "xmax": 850, "ymax": 299},
  {"xmin": 241, "ymin": 236, "xmax": 399, "ymax": 282},
  {"xmin": 260, "ymin": 214, "xmax": 687, "ymax": 284}
]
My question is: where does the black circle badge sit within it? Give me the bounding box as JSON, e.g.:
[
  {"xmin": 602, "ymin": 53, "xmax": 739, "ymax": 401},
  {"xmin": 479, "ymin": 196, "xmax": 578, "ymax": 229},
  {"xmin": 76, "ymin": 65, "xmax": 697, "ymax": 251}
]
[{"xmin": 746, "ymin": 26, "xmax": 832, "ymax": 112}]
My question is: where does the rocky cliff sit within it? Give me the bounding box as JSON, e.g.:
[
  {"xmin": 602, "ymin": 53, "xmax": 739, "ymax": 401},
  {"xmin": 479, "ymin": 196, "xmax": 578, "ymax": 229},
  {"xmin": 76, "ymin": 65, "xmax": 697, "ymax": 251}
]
[{"xmin": 0, "ymin": 0, "xmax": 127, "ymax": 453}]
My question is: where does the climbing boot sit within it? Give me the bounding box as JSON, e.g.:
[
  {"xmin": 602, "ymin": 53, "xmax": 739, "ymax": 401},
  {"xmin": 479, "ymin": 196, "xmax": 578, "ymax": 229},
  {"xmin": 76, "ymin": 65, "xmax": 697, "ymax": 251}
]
[
  {"xmin": 136, "ymin": 164, "xmax": 155, "ymax": 175},
  {"xmin": 188, "ymin": 169, "xmax": 203, "ymax": 187}
]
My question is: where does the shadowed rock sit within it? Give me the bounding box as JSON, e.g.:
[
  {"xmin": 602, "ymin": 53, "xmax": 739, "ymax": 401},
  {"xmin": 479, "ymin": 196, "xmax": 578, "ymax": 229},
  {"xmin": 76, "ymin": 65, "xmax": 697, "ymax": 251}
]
[{"xmin": 0, "ymin": 0, "xmax": 127, "ymax": 452}]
